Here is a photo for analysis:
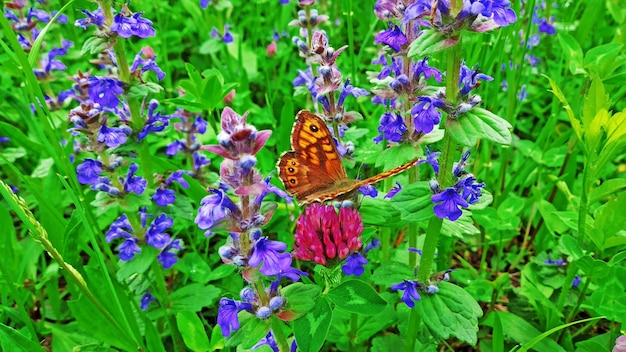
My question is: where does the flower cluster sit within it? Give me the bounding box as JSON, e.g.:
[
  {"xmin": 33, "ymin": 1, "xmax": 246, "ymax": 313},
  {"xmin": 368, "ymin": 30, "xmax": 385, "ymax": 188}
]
[
  {"xmin": 392, "ymin": 268, "xmax": 452, "ymax": 308},
  {"xmin": 197, "ymin": 108, "xmax": 303, "ymax": 338},
  {"xmin": 106, "ymin": 208, "xmax": 183, "ymax": 268},
  {"xmin": 429, "ymin": 151, "xmax": 485, "ymax": 221},
  {"xmin": 294, "ymin": 204, "xmax": 368, "ymax": 275}
]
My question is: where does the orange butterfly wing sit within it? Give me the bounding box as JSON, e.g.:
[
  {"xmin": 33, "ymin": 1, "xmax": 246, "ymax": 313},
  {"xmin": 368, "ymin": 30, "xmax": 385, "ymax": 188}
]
[
  {"xmin": 278, "ymin": 111, "xmax": 349, "ymax": 203},
  {"xmin": 278, "ymin": 110, "xmax": 420, "ymax": 205}
]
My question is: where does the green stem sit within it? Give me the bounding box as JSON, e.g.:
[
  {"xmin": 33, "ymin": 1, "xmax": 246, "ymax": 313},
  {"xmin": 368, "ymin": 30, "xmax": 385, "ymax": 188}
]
[
  {"xmin": 407, "ymin": 168, "xmax": 418, "ymax": 268},
  {"xmin": 417, "ymin": 37, "xmax": 461, "ymax": 283},
  {"xmin": 404, "ymin": 308, "xmax": 422, "ymax": 352},
  {"xmin": 578, "ymin": 162, "xmax": 590, "ymax": 245},
  {"xmin": 152, "ymin": 262, "xmax": 185, "ymax": 352}
]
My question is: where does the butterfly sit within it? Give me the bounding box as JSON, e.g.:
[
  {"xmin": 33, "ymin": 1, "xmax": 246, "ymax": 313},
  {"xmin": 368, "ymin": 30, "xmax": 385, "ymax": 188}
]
[{"xmin": 277, "ymin": 110, "xmax": 419, "ymax": 205}]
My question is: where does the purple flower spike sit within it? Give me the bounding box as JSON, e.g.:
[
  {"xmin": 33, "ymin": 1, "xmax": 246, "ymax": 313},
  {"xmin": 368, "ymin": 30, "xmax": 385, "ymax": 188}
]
[
  {"xmin": 431, "ymin": 188, "xmax": 469, "ymax": 221},
  {"xmin": 217, "ymin": 298, "xmax": 252, "ymax": 337},
  {"xmin": 459, "ymin": 62, "xmax": 493, "ymax": 96},
  {"xmin": 131, "ymin": 13, "xmax": 155, "ymax": 38},
  {"xmin": 384, "ymin": 182, "xmax": 402, "ymax": 199},
  {"xmin": 391, "ymin": 280, "xmax": 421, "ymax": 308},
  {"xmin": 111, "ymin": 13, "xmax": 134, "ymax": 38}
]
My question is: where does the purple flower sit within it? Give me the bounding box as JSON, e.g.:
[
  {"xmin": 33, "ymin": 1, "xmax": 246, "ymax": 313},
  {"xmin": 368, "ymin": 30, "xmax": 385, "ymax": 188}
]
[
  {"xmin": 373, "ymin": 111, "xmax": 407, "ymax": 144},
  {"xmin": 411, "ymin": 96, "xmax": 443, "ymax": 134},
  {"xmin": 88, "ymin": 77, "xmax": 124, "ymax": 109},
  {"xmin": 375, "ymin": 23, "xmax": 407, "ymax": 52},
  {"xmin": 121, "ymin": 163, "xmax": 147, "ymax": 195},
  {"xmin": 33, "ymin": 40, "xmax": 73, "ymax": 78},
  {"xmin": 342, "ymin": 252, "xmax": 368, "ymax": 276},
  {"xmin": 138, "ymin": 100, "xmax": 171, "ymax": 141},
  {"xmin": 538, "ymin": 18, "xmax": 556, "ymax": 35},
  {"xmin": 195, "ymin": 188, "xmax": 238, "ymax": 236},
  {"xmin": 248, "ymin": 238, "xmax": 292, "ymax": 276},
  {"xmin": 614, "ymin": 335, "xmax": 626, "ymax": 352},
  {"xmin": 158, "ymin": 238, "xmax": 183, "ymax": 269},
  {"xmin": 131, "ymin": 49, "xmax": 165, "ymax": 81},
  {"xmin": 166, "ymin": 140, "xmax": 185, "ymax": 156},
  {"xmin": 118, "ymin": 237, "xmax": 142, "ymax": 261},
  {"xmin": 76, "ymin": 158, "xmax": 102, "ymax": 184},
  {"xmin": 457, "ymin": 176, "xmax": 484, "ymax": 204},
  {"xmin": 75, "ymin": 8, "xmax": 105, "ymax": 29},
  {"xmin": 111, "ymin": 13, "xmax": 134, "ymax": 38},
  {"xmin": 131, "ymin": 13, "xmax": 155, "ymax": 38},
  {"xmin": 140, "ymin": 291, "xmax": 156, "ymax": 310},
  {"xmin": 572, "ymin": 275, "xmax": 581, "ymax": 288},
  {"xmin": 253, "ymin": 331, "xmax": 279, "ymax": 351},
  {"xmin": 431, "ymin": 188, "xmax": 469, "ymax": 221},
  {"xmin": 153, "ymin": 188, "xmax": 176, "ymax": 206},
  {"xmin": 413, "ymin": 57, "xmax": 442, "ymax": 82},
  {"xmin": 200, "ymin": 0, "xmax": 210, "ymax": 9},
  {"xmin": 97, "ymin": 122, "xmax": 131, "ymax": 148},
  {"xmin": 337, "ymin": 78, "xmax": 369, "ymax": 108},
  {"xmin": 364, "ymin": 238, "xmax": 380, "ymax": 254},
  {"xmin": 391, "ymin": 280, "xmax": 421, "ymax": 308},
  {"xmin": 359, "ymin": 184, "xmax": 378, "ymax": 198},
  {"xmin": 418, "ymin": 148, "xmax": 440, "ymax": 175},
  {"xmin": 210, "ymin": 24, "xmax": 233, "ymax": 44},
  {"xmin": 217, "ymin": 298, "xmax": 252, "ymax": 337},
  {"xmin": 459, "ymin": 62, "xmax": 493, "ymax": 96},
  {"xmin": 145, "ymin": 214, "xmax": 173, "ymax": 249},
  {"xmin": 384, "ymin": 182, "xmax": 402, "ymax": 199},
  {"xmin": 544, "ymin": 259, "xmax": 566, "ymax": 266}
]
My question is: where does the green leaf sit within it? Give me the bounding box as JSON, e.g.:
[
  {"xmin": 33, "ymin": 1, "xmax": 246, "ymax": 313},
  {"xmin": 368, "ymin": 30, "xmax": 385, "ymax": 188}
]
[
  {"xmin": 416, "ymin": 281, "xmax": 482, "ymax": 345},
  {"xmin": 68, "ymin": 295, "xmax": 138, "ymax": 351},
  {"xmin": 407, "ymin": 29, "xmax": 458, "ymax": 57},
  {"xmin": 327, "ymin": 280, "xmax": 387, "ymax": 315},
  {"xmin": 293, "ymin": 296, "xmax": 332, "ymax": 352},
  {"xmin": 448, "ymin": 108, "xmax": 512, "ymax": 146},
  {"xmin": 0, "ymin": 323, "xmax": 44, "ymax": 352},
  {"xmin": 280, "ymin": 283, "xmax": 321, "ymax": 319},
  {"xmin": 590, "ymin": 267, "xmax": 626, "ymax": 323},
  {"xmin": 176, "ymin": 311, "xmax": 211, "ymax": 352},
  {"xmin": 360, "ymin": 197, "xmax": 405, "ymax": 227},
  {"xmin": 574, "ymin": 256, "xmax": 610, "ymax": 282},
  {"xmin": 544, "ymin": 75, "xmax": 583, "ymax": 143},
  {"xmin": 589, "ymin": 178, "xmax": 626, "ymax": 204},
  {"xmin": 557, "ymin": 33, "xmax": 586, "ymax": 75},
  {"xmin": 594, "ymin": 191, "xmax": 626, "ymax": 249},
  {"xmin": 225, "ymin": 312, "xmax": 271, "ymax": 348},
  {"xmin": 560, "ymin": 235, "xmax": 584, "ymax": 260},
  {"xmin": 484, "ymin": 312, "xmax": 566, "ymax": 352},
  {"xmin": 170, "ymin": 284, "xmax": 221, "ymax": 313},
  {"xmin": 583, "ymin": 43, "xmax": 624, "ymax": 78},
  {"xmin": 371, "ymin": 261, "xmax": 414, "ymax": 287},
  {"xmin": 390, "ymin": 181, "xmax": 435, "ymax": 223},
  {"xmin": 116, "ymin": 246, "xmax": 158, "ymax": 281},
  {"xmin": 375, "ymin": 144, "xmax": 419, "ymax": 170}
]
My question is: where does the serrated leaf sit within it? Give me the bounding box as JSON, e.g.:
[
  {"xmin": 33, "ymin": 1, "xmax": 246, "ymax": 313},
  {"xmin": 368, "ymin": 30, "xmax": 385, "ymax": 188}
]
[
  {"xmin": 448, "ymin": 108, "xmax": 512, "ymax": 146},
  {"xmin": 176, "ymin": 311, "xmax": 211, "ymax": 352},
  {"xmin": 327, "ymin": 280, "xmax": 387, "ymax": 315},
  {"xmin": 360, "ymin": 197, "xmax": 404, "ymax": 227},
  {"xmin": 416, "ymin": 282, "xmax": 482, "ymax": 345},
  {"xmin": 390, "ymin": 181, "xmax": 435, "ymax": 222},
  {"xmin": 590, "ymin": 267, "xmax": 626, "ymax": 323},
  {"xmin": 293, "ymin": 296, "xmax": 332, "ymax": 352},
  {"xmin": 371, "ymin": 261, "xmax": 415, "ymax": 287}
]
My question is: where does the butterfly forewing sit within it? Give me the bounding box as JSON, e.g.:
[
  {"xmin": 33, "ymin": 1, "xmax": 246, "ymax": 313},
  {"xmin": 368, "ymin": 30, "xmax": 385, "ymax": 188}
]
[{"xmin": 277, "ymin": 110, "xmax": 420, "ymax": 205}]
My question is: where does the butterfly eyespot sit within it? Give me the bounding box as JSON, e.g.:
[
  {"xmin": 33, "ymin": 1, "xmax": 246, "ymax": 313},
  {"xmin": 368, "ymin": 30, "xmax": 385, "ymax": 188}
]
[
  {"xmin": 310, "ymin": 125, "xmax": 319, "ymax": 132},
  {"xmin": 289, "ymin": 178, "xmax": 297, "ymax": 184},
  {"xmin": 291, "ymin": 161, "xmax": 296, "ymax": 166},
  {"xmin": 288, "ymin": 167, "xmax": 295, "ymax": 172}
]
